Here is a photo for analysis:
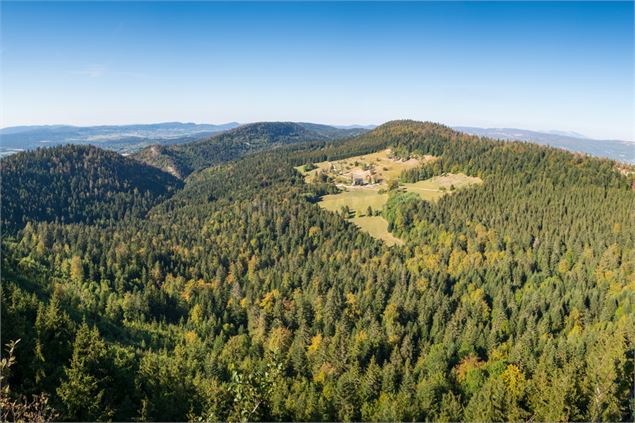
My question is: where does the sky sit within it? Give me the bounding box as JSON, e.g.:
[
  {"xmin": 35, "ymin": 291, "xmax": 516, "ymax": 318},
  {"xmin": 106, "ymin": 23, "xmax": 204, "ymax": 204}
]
[{"xmin": 1, "ymin": 1, "xmax": 633, "ymax": 140}]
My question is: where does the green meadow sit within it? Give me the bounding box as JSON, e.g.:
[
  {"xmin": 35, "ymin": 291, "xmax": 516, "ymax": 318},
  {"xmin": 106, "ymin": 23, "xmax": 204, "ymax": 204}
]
[
  {"xmin": 300, "ymin": 152, "xmax": 482, "ymax": 245},
  {"xmin": 350, "ymin": 216, "xmax": 404, "ymax": 246},
  {"xmin": 403, "ymin": 173, "xmax": 482, "ymax": 201},
  {"xmin": 319, "ymin": 187, "xmax": 388, "ymax": 214}
]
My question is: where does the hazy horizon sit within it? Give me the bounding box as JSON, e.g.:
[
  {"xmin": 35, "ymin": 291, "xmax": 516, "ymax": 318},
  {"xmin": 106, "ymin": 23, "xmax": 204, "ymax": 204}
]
[{"xmin": 2, "ymin": 119, "xmax": 633, "ymax": 143}]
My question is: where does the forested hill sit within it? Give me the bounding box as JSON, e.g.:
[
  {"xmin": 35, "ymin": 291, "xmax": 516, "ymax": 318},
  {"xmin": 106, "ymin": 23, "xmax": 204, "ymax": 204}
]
[
  {"xmin": 2, "ymin": 121, "xmax": 634, "ymax": 422},
  {"xmin": 133, "ymin": 121, "xmax": 364, "ymax": 178},
  {"xmin": 0, "ymin": 144, "xmax": 182, "ymax": 232}
]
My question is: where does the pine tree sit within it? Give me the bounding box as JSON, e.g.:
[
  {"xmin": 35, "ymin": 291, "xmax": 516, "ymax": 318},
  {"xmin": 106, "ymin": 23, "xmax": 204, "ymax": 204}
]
[{"xmin": 57, "ymin": 323, "xmax": 113, "ymax": 421}]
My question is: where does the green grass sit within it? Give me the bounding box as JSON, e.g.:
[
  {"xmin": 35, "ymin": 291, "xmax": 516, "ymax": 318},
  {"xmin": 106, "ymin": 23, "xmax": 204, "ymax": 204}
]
[
  {"xmin": 319, "ymin": 187, "xmax": 389, "ymax": 214},
  {"xmin": 300, "ymin": 150, "xmax": 481, "ymax": 245},
  {"xmin": 403, "ymin": 173, "xmax": 482, "ymax": 201},
  {"xmin": 296, "ymin": 149, "xmax": 436, "ymax": 185},
  {"xmin": 316, "ymin": 173, "xmax": 482, "ymax": 244},
  {"xmin": 318, "ymin": 188, "xmax": 401, "ymax": 246},
  {"xmin": 350, "ymin": 216, "xmax": 403, "ymax": 246},
  {"xmin": 400, "ymin": 185, "xmax": 446, "ymax": 202}
]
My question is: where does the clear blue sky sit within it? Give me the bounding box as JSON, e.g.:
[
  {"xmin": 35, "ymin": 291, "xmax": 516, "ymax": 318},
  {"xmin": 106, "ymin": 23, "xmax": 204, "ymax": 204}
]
[{"xmin": 1, "ymin": 1, "xmax": 633, "ymax": 139}]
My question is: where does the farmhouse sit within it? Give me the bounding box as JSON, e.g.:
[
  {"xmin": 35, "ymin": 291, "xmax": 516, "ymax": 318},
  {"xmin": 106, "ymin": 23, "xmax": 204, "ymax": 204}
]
[{"xmin": 352, "ymin": 177, "xmax": 365, "ymax": 186}]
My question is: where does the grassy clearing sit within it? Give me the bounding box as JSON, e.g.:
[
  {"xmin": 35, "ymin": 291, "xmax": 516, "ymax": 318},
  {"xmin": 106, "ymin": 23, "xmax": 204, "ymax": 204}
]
[
  {"xmin": 400, "ymin": 186, "xmax": 446, "ymax": 202},
  {"xmin": 298, "ymin": 150, "xmax": 480, "ymax": 245},
  {"xmin": 403, "ymin": 173, "xmax": 482, "ymax": 202},
  {"xmin": 350, "ymin": 216, "xmax": 404, "ymax": 246},
  {"xmin": 295, "ymin": 149, "xmax": 436, "ymax": 185},
  {"xmin": 319, "ymin": 187, "xmax": 388, "ymax": 214}
]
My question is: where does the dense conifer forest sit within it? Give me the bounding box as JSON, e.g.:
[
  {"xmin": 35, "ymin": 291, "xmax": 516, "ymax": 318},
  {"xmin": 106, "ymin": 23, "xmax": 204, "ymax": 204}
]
[
  {"xmin": 1, "ymin": 121, "xmax": 633, "ymax": 422},
  {"xmin": 0, "ymin": 145, "xmax": 182, "ymax": 232},
  {"xmin": 133, "ymin": 122, "xmax": 365, "ymax": 178}
]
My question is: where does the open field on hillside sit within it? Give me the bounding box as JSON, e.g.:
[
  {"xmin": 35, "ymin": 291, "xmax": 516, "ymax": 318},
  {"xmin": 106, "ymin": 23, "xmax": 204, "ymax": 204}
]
[
  {"xmin": 350, "ymin": 216, "xmax": 404, "ymax": 246},
  {"xmin": 295, "ymin": 148, "xmax": 436, "ymax": 185},
  {"xmin": 403, "ymin": 173, "xmax": 482, "ymax": 201},
  {"xmin": 320, "ymin": 172, "xmax": 483, "ymax": 214},
  {"xmin": 298, "ymin": 150, "xmax": 480, "ymax": 245},
  {"xmin": 319, "ymin": 186, "xmax": 388, "ymax": 214},
  {"xmin": 317, "ymin": 186, "xmax": 402, "ymax": 245}
]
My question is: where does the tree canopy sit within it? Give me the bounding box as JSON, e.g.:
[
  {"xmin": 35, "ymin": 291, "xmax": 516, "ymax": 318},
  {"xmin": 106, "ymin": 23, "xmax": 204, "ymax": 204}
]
[{"xmin": 2, "ymin": 121, "xmax": 633, "ymax": 422}]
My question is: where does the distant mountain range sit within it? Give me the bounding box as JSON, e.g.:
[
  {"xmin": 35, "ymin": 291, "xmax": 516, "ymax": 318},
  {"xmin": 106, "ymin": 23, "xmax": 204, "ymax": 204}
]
[
  {"xmin": 0, "ymin": 121, "xmax": 366, "ymax": 159},
  {"xmin": 453, "ymin": 127, "xmax": 634, "ymax": 164},
  {"xmin": 1, "ymin": 121, "xmax": 632, "ymax": 164},
  {"xmin": 0, "ymin": 122, "xmax": 240, "ymax": 157}
]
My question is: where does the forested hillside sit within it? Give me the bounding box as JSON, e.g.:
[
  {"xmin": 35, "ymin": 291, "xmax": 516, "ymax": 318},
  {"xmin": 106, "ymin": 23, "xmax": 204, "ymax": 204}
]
[
  {"xmin": 0, "ymin": 145, "xmax": 182, "ymax": 232},
  {"xmin": 1, "ymin": 121, "xmax": 633, "ymax": 422},
  {"xmin": 134, "ymin": 122, "xmax": 364, "ymax": 178}
]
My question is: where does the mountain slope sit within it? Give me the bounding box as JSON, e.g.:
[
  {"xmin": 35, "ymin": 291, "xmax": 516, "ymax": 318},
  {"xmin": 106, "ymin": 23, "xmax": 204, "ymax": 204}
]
[
  {"xmin": 0, "ymin": 145, "xmax": 182, "ymax": 231},
  {"xmin": 133, "ymin": 121, "xmax": 365, "ymax": 178},
  {"xmin": 295, "ymin": 122, "xmax": 368, "ymax": 138}
]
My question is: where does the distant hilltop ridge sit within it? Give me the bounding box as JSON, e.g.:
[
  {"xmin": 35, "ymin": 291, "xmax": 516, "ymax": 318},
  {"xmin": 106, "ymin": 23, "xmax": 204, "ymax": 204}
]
[
  {"xmin": 454, "ymin": 126, "xmax": 634, "ymax": 164},
  {"xmin": 133, "ymin": 122, "xmax": 368, "ymax": 178},
  {"xmin": 0, "ymin": 122, "xmax": 242, "ymax": 157},
  {"xmin": 453, "ymin": 126, "xmax": 632, "ymax": 144},
  {"xmin": 1, "ymin": 121, "xmax": 632, "ymax": 164},
  {"xmin": 0, "ymin": 121, "xmax": 240, "ymax": 135}
]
